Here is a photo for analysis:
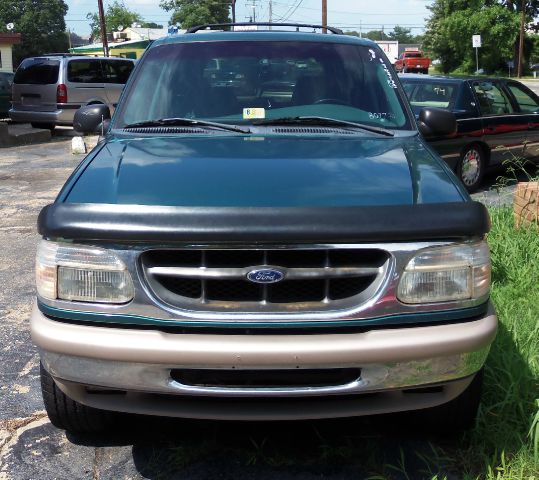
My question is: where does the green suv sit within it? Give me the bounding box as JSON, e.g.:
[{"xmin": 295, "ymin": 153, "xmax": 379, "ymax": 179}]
[{"xmin": 33, "ymin": 24, "xmax": 496, "ymax": 433}]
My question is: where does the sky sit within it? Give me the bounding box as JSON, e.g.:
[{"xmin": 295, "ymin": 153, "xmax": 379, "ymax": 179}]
[{"xmin": 65, "ymin": 0, "xmax": 434, "ymax": 37}]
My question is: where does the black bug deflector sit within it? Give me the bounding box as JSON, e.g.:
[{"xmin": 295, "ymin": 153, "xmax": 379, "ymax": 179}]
[{"xmin": 38, "ymin": 202, "xmax": 490, "ymax": 243}]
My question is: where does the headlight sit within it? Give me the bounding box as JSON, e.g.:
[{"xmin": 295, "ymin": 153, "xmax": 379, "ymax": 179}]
[
  {"xmin": 36, "ymin": 240, "xmax": 134, "ymax": 304},
  {"xmin": 397, "ymin": 241, "xmax": 491, "ymax": 304}
]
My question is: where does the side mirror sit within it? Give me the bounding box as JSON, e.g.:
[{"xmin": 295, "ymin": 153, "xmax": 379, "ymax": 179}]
[
  {"xmin": 73, "ymin": 104, "xmax": 111, "ymax": 134},
  {"xmin": 418, "ymin": 107, "xmax": 457, "ymax": 138}
]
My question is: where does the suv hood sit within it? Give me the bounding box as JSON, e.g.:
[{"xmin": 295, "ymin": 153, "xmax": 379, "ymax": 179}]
[{"xmin": 63, "ymin": 134, "xmax": 466, "ymax": 206}]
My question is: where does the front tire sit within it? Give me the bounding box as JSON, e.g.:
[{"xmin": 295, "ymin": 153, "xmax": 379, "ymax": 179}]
[
  {"xmin": 458, "ymin": 144, "xmax": 486, "ymax": 192},
  {"xmin": 40, "ymin": 362, "xmax": 117, "ymax": 433},
  {"xmin": 419, "ymin": 368, "xmax": 484, "ymax": 433}
]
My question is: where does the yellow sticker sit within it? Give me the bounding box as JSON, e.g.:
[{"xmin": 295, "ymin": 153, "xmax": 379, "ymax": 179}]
[{"xmin": 243, "ymin": 108, "xmax": 266, "ymax": 120}]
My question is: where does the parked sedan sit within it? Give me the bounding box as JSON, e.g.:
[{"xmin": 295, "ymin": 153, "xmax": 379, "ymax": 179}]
[{"xmin": 401, "ymin": 74, "xmax": 539, "ymax": 191}]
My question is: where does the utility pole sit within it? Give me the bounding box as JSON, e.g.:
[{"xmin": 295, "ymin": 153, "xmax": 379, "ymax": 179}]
[
  {"xmin": 97, "ymin": 0, "xmax": 109, "ymax": 56},
  {"xmin": 249, "ymin": 0, "xmax": 256, "ymax": 23},
  {"xmin": 231, "ymin": 0, "xmax": 236, "ymax": 23},
  {"xmin": 322, "ymin": 0, "xmax": 327, "ymax": 33},
  {"xmin": 518, "ymin": 0, "xmax": 525, "ymax": 77},
  {"xmin": 269, "ymin": 0, "xmax": 273, "ymax": 29}
]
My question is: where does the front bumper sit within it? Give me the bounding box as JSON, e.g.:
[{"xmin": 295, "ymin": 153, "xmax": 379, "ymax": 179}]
[{"xmin": 32, "ymin": 302, "xmax": 497, "ymax": 420}]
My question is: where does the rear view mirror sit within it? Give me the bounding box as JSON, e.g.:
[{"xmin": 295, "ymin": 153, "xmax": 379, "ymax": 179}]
[
  {"xmin": 74, "ymin": 104, "xmax": 111, "ymax": 134},
  {"xmin": 418, "ymin": 107, "xmax": 457, "ymax": 138}
]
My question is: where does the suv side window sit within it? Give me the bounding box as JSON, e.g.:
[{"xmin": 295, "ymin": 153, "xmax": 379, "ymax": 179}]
[
  {"xmin": 473, "ymin": 82, "xmax": 513, "ymax": 116},
  {"xmin": 67, "ymin": 59, "xmax": 104, "ymax": 83},
  {"xmin": 506, "ymin": 83, "xmax": 539, "ymax": 113},
  {"xmin": 103, "ymin": 60, "xmax": 134, "ymax": 84}
]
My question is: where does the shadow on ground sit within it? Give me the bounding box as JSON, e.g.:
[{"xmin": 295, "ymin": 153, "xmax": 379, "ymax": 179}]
[{"xmin": 67, "ymin": 412, "xmax": 460, "ymax": 480}]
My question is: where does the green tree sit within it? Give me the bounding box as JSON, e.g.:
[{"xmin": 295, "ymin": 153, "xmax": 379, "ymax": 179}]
[
  {"xmin": 423, "ymin": 0, "xmax": 524, "ymax": 73},
  {"xmin": 140, "ymin": 22, "xmax": 163, "ymax": 29},
  {"xmin": 423, "ymin": 0, "xmax": 475, "ymax": 72},
  {"xmin": 363, "ymin": 30, "xmax": 386, "ymax": 41},
  {"xmin": 0, "ymin": 0, "xmax": 69, "ymax": 66},
  {"xmin": 160, "ymin": 0, "xmax": 231, "ymax": 29},
  {"xmin": 445, "ymin": 5, "xmax": 519, "ymax": 73},
  {"xmin": 87, "ymin": 0, "xmax": 142, "ymax": 40},
  {"xmin": 387, "ymin": 26, "xmax": 416, "ymax": 44}
]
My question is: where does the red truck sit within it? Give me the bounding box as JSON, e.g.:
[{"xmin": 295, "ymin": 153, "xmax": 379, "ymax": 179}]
[{"xmin": 395, "ymin": 49, "xmax": 431, "ymax": 74}]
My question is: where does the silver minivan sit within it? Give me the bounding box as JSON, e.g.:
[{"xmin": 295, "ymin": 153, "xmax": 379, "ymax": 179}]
[{"xmin": 9, "ymin": 55, "xmax": 135, "ymax": 129}]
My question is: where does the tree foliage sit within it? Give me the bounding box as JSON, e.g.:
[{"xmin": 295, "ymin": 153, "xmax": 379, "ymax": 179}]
[
  {"xmin": 160, "ymin": 0, "xmax": 230, "ymax": 29},
  {"xmin": 423, "ymin": 0, "xmax": 528, "ymax": 73},
  {"xmin": 387, "ymin": 26, "xmax": 417, "ymax": 44},
  {"xmin": 140, "ymin": 22, "xmax": 163, "ymax": 29},
  {"xmin": 345, "ymin": 26, "xmax": 422, "ymax": 44},
  {"xmin": 0, "ymin": 0, "xmax": 69, "ymax": 66},
  {"xmin": 87, "ymin": 0, "xmax": 142, "ymax": 40}
]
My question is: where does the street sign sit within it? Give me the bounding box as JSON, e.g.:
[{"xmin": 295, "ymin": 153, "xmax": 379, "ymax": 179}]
[{"xmin": 472, "ymin": 35, "xmax": 482, "ymax": 48}]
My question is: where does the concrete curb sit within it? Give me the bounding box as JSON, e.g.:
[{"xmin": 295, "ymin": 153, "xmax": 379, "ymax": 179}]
[{"xmin": 0, "ymin": 122, "xmax": 51, "ymax": 147}]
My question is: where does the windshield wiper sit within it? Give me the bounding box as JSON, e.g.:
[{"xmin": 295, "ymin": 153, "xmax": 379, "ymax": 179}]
[
  {"xmin": 123, "ymin": 117, "xmax": 250, "ymax": 134},
  {"xmin": 253, "ymin": 116, "xmax": 394, "ymax": 137}
]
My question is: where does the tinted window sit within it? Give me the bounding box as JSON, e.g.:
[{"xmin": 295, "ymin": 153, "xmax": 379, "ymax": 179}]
[
  {"xmin": 507, "ymin": 83, "xmax": 539, "ymax": 113},
  {"xmin": 404, "ymin": 82, "xmax": 457, "ymax": 109},
  {"xmin": 103, "ymin": 60, "xmax": 134, "ymax": 84},
  {"xmin": 67, "ymin": 59, "xmax": 103, "ymax": 83},
  {"xmin": 404, "ymin": 52, "xmax": 422, "ymax": 58},
  {"xmin": 473, "ymin": 82, "xmax": 513, "ymax": 115},
  {"xmin": 116, "ymin": 41, "xmax": 411, "ymax": 130},
  {"xmin": 14, "ymin": 58, "xmax": 59, "ymax": 85}
]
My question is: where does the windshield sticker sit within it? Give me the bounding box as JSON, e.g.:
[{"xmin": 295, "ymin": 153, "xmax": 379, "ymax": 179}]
[
  {"xmin": 243, "ymin": 108, "xmax": 266, "ymax": 120},
  {"xmin": 369, "ymin": 112, "xmax": 397, "ymax": 121},
  {"xmin": 379, "ymin": 58, "xmax": 398, "ymax": 89}
]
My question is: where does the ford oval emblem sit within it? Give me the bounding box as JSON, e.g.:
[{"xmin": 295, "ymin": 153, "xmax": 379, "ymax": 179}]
[{"xmin": 247, "ymin": 268, "xmax": 285, "ymax": 284}]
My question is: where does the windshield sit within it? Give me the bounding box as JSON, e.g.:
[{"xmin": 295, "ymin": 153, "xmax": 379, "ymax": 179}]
[{"xmin": 114, "ymin": 40, "xmax": 413, "ymax": 130}]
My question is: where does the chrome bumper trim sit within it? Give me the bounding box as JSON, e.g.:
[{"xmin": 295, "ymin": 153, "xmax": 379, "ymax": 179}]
[
  {"xmin": 54, "ymin": 376, "xmax": 475, "ymax": 420},
  {"xmin": 42, "ymin": 348, "xmax": 489, "ymax": 398}
]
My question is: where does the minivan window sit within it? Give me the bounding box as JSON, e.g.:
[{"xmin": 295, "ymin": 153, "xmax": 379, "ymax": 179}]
[
  {"xmin": 115, "ymin": 41, "xmax": 412, "ymax": 130},
  {"xmin": 14, "ymin": 58, "xmax": 60, "ymax": 85},
  {"xmin": 103, "ymin": 60, "xmax": 134, "ymax": 84},
  {"xmin": 67, "ymin": 59, "xmax": 103, "ymax": 83}
]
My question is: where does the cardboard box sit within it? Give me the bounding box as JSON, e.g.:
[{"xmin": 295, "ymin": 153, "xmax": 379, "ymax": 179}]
[{"xmin": 514, "ymin": 182, "xmax": 539, "ymax": 227}]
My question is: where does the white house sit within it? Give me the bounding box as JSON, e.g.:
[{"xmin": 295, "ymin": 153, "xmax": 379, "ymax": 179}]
[{"xmin": 0, "ymin": 33, "xmax": 21, "ymax": 72}]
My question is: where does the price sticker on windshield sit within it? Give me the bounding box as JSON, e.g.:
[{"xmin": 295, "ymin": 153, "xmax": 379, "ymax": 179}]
[{"xmin": 243, "ymin": 108, "xmax": 266, "ymax": 120}]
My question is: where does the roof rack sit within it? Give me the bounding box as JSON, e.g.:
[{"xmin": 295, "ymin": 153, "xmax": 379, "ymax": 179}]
[
  {"xmin": 186, "ymin": 22, "xmax": 343, "ymax": 35},
  {"xmin": 42, "ymin": 53, "xmax": 82, "ymax": 57}
]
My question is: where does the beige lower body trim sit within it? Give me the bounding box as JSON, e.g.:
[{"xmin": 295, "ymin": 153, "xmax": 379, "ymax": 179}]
[
  {"xmin": 32, "ymin": 302, "xmax": 496, "ymax": 419},
  {"xmin": 31, "ymin": 302, "xmax": 497, "ymax": 367}
]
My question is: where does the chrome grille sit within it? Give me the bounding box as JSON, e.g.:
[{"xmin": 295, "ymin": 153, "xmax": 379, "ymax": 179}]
[{"xmin": 141, "ymin": 248, "xmax": 390, "ymax": 313}]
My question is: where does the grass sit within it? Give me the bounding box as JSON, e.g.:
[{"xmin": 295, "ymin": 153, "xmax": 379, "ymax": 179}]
[
  {"xmin": 130, "ymin": 207, "xmax": 538, "ymax": 479},
  {"xmin": 472, "ymin": 207, "xmax": 539, "ymax": 479}
]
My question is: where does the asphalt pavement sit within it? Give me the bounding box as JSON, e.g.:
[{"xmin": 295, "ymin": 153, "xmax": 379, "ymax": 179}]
[{"xmin": 0, "ymin": 130, "xmax": 521, "ymax": 480}]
